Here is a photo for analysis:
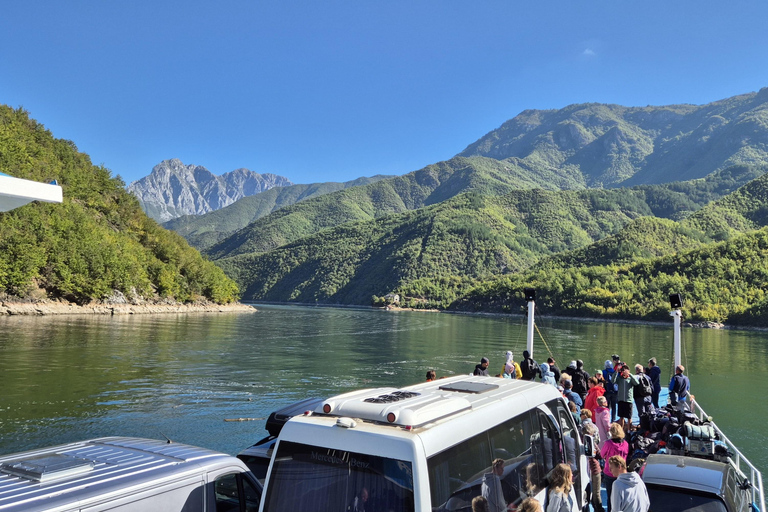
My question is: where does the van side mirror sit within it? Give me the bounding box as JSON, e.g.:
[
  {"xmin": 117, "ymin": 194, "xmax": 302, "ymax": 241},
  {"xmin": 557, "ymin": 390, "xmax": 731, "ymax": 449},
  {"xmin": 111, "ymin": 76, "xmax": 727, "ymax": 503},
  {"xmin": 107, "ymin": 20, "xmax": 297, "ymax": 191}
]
[{"xmin": 583, "ymin": 435, "xmax": 597, "ymax": 457}]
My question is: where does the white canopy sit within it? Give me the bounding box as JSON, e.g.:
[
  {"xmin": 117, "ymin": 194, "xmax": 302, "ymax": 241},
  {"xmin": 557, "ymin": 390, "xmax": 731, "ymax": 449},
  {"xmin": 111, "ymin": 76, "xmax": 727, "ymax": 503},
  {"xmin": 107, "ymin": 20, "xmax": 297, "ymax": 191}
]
[{"xmin": 0, "ymin": 172, "xmax": 63, "ymax": 212}]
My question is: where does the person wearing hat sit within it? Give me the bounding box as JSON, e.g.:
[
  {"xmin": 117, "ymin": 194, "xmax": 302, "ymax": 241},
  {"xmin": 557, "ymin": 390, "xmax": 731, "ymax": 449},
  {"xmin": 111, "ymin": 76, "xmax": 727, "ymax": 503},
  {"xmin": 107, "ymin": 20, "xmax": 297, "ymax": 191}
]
[
  {"xmin": 502, "ymin": 351, "xmax": 522, "ymax": 379},
  {"xmin": 668, "ymin": 364, "xmax": 690, "ymax": 410},
  {"xmin": 474, "ymin": 357, "xmax": 490, "ymax": 376}
]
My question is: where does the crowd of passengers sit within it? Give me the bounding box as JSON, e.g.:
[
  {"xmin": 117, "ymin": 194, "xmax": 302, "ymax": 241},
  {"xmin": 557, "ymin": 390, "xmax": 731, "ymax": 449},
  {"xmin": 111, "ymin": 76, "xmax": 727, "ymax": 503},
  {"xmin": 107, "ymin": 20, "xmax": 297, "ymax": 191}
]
[{"xmin": 423, "ymin": 351, "xmax": 694, "ymax": 512}]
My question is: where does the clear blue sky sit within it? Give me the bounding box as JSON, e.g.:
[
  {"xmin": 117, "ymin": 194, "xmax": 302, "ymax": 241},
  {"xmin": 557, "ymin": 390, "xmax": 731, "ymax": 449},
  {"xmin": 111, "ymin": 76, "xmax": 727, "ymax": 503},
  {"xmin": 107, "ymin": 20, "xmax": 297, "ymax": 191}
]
[{"xmin": 2, "ymin": 1, "xmax": 768, "ymax": 185}]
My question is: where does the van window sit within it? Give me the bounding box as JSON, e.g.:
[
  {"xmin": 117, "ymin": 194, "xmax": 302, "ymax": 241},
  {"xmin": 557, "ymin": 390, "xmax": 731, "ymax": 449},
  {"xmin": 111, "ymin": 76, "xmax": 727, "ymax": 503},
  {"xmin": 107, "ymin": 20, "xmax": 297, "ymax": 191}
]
[
  {"xmin": 552, "ymin": 400, "xmax": 579, "ymax": 473},
  {"xmin": 214, "ymin": 473, "xmax": 261, "ymax": 512},
  {"xmin": 427, "ymin": 410, "xmax": 546, "ymax": 510},
  {"xmin": 262, "ymin": 441, "xmax": 414, "ymax": 512}
]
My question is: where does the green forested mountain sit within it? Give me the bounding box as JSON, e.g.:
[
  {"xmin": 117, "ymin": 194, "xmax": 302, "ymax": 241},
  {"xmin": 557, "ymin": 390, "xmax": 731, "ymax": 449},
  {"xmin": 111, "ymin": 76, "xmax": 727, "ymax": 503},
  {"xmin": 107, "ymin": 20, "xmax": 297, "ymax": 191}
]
[
  {"xmin": 198, "ymin": 90, "xmax": 768, "ymax": 263},
  {"xmin": 454, "ymin": 171, "xmax": 768, "ymax": 325},
  {"xmin": 164, "ymin": 175, "xmax": 393, "ymax": 251},
  {"xmin": 216, "ymin": 181, "xmax": 745, "ymax": 306},
  {"xmin": 205, "ymin": 155, "xmax": 587, "ymax": 260},
  {"xmin": 461, "ymin": 88, "xmax": 768, "ymax": 187},
  {"xmin": 0, "ymin": 106, "xmax": 238, "ymax": 304}
]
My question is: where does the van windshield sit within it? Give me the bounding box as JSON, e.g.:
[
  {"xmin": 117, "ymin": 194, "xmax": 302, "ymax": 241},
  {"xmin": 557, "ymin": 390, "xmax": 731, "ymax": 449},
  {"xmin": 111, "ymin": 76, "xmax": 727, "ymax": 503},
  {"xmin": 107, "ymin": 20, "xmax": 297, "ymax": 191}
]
[
  {"xmin": 262, "ymin": 441, "xmax": 415, "ymax": 512},
  {"xmin": 646, "ymin": 485, "xmax": 728, "ymax": 512}
]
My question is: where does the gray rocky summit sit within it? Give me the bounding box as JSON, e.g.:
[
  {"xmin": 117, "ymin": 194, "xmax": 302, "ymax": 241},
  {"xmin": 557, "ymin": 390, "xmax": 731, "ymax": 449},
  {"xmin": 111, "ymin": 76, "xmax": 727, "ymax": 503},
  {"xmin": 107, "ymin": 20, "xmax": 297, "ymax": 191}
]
[{"xmin": 127, "ymin": 159, "xmax": 292, "ymax": 222}]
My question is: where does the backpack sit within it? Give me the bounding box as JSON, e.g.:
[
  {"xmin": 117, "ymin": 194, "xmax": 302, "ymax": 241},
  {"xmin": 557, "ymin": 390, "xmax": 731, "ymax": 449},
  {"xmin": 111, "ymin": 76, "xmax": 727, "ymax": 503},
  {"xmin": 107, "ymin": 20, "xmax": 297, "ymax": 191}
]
[
  {"xmin": 522, "ymin": 358, "xmax": 537, "ymax": 379},
  {"xmin": 636, "ymin": 374, "xmax": 653, "ymax": 398}
]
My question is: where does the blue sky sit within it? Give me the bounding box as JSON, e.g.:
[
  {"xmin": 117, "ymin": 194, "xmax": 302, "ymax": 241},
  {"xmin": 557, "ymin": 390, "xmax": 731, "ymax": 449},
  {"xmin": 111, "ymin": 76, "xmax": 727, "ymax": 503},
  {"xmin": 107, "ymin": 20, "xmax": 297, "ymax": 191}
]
[{"xmin": 2, "ymin": 2, "xmax": 768, "ymax": 186}]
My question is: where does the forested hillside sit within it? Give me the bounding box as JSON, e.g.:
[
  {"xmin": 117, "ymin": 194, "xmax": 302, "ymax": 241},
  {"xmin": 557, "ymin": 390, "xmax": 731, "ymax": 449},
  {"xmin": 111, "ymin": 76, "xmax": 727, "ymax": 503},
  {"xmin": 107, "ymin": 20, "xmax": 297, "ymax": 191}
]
[
  {"xmin": 0, "ymin": 106, "xmax": 238, "ymax": 304},
  {"xmin": 455, "ymin": 170, "xmax": 768, "ymax": 326},
  {"xmin": 164, "ymin": 174, "xmax": 393, "ymax": 251},
  {"xmin": 205, "ymin": 156, "xmax": 589, "ymax": 260},
  {"xmin": 217, "ymin": 180, "xmax": 749, "ymax": 307}
]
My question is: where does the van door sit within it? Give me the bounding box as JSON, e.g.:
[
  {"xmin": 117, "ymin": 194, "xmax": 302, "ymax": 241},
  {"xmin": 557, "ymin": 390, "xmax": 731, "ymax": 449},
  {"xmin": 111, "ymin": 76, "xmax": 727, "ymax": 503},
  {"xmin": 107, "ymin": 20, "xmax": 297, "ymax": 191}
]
[
  {"xmin": 543, "ymin": 399, "xmax": 587, "ymax": 510},
  {"xmin": 206, "ymin": 469, "xmax": 262, "ymax": 512}
]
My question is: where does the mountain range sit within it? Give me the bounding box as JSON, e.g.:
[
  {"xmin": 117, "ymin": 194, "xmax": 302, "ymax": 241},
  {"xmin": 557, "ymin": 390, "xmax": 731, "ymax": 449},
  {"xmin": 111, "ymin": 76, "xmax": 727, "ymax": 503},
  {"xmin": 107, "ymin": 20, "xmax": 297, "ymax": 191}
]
[{"xmin": 127, "ymin": 159, "xmax": 293, "ymax": 222}]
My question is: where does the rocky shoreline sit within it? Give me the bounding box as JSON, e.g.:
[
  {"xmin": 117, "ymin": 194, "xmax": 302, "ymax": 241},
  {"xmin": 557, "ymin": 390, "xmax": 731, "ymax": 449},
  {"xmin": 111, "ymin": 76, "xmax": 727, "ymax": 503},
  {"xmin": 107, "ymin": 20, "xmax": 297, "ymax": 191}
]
[{"xmin": 0, "ymin": 300, "xmax": 257, "ymax": 316}]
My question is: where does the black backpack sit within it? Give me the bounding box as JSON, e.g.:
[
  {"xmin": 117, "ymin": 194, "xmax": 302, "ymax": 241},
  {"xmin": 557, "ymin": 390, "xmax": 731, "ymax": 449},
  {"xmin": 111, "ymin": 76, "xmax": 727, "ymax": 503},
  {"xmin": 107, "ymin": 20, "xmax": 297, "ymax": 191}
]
[
  {"xmin": 522, "ymin": 358, "xmax": 538, "ymax": 379},
  {"xmin": 636, "ymin": 374, "xmax": 653, "ymax": 397}
]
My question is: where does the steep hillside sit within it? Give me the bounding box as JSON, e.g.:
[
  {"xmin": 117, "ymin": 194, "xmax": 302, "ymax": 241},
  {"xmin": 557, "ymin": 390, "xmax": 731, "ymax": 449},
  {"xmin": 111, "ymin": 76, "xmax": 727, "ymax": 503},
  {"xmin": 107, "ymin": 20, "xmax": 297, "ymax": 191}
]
[
  {"xmin": 0, "ymin": 106, "xmax": 238, "ymax": 304},
  {"xmin": 206, "ymin": 155, "xmax": 587, "ymax": 259},
  {"xmin": 461, "ymin": 88, "xmax": 768, "ymax": 187},
  {"xmin": 217, "ymin": 188, "xmax": 695, "ymax": 306},
  {"xmin": 164, "ymin": 174, "xmax": 392, "ymax": 250},
  {"xmin": 127, "ymin": 159, "xmax": 292, "ymax": 222},
  {"xmin": 454, "ymin": 227, "xmax": 768, "ymax": 325}
]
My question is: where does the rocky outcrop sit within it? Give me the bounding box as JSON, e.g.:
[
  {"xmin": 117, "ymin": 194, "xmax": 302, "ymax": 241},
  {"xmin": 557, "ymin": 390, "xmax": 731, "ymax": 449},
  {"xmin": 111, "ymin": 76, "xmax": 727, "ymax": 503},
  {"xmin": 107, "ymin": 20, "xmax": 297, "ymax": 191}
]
[
  {"xmin": 0, "ymin": 299, "xmax": 257, "ymax": 316},
  {"xmin": 127, "ymin": 159, "xmax": 293, "ymax": 222}
]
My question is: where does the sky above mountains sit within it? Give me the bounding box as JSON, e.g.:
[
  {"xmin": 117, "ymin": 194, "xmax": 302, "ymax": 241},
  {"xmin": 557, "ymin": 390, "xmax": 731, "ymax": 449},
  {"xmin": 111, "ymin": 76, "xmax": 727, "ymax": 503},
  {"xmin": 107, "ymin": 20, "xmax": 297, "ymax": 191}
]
[{"xmin": 2, "ymin": 1, "xmax": 768, "ymax": 186}]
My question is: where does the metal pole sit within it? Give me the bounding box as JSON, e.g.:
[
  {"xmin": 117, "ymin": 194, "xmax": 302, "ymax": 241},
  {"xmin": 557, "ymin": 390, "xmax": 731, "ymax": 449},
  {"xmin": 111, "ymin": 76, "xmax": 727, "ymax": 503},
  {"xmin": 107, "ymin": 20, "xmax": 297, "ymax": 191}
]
[
  {"xmin": 527, "ymin": 300, "xmax": 535, "ymax": 357},
  {"xmin": 671, "ymin": 309, "xmax": 682, "ymax": 368}
]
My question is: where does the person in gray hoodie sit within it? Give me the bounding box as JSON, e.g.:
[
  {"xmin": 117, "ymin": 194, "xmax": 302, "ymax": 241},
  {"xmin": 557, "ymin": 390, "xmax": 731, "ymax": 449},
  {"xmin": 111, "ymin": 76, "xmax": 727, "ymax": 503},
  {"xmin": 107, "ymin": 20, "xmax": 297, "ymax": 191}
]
[
  {"xmin": 608, "ymin": 455, "xmax": 649, "ymax": 512},
  {"xmin": 540, "ymin": 363, "xmax": 557, "ymax": 387}
]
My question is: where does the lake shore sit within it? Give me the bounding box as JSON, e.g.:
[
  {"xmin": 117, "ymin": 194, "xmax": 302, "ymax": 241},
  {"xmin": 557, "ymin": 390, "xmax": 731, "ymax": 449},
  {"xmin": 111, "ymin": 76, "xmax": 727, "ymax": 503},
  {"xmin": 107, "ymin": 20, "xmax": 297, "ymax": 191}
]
[{"xmin": 0, "ymin": 299, "xmax": 257, "ymax": 316}]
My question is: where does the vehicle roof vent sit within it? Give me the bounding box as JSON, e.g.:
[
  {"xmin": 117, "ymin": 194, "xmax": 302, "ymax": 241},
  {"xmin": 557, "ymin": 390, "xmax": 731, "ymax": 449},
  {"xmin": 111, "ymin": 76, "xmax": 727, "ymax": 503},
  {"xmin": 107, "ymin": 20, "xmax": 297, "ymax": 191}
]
[
  {"xmin": 0, "ymin": 454, "xmax": 95, "ymax": 482},
  {"xmin": 363, "ymin": 391, "xmax": 420, "ymax": 403},
  {"xmin": 438, "ymin": 381, "xmax": 500, "ymax": 394}
]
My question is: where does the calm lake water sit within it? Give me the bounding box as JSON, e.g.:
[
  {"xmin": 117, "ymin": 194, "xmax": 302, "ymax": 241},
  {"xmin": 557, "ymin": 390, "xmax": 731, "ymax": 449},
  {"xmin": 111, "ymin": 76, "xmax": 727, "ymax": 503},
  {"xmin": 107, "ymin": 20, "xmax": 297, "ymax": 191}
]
[{"xmin": 1, "ymin": 304, "xmax": 766, "ymax": 484}]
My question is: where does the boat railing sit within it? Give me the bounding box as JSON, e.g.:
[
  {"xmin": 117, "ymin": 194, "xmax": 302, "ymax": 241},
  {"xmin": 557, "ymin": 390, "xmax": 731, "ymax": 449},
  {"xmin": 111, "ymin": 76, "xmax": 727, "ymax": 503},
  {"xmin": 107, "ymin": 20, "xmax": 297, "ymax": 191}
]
[{"xmin": 690, "ymin": 397, "xmax": 765, "ymax": 512}]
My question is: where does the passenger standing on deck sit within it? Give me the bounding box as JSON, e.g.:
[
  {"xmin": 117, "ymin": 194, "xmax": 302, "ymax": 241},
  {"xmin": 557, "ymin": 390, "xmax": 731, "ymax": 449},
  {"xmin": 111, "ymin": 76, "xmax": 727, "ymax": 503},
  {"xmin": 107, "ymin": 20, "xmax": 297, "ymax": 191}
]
[
  {"xmin": 594, "ymin": 396, "xmax": 611, "ymax": 450},
  {"xmin": 545, "ymin": 463, "xmax": 577, "ymax": 512},
  {"xmin": 561, "ymin": 361, "xmax": 577, "ymax": 382},
  {"xmin": 608, "ymin": 455, "xmax": 650, "ymax": 512},
  {"xmin": 474, "ymin": 357, "xmax": 490, "ymax": 376},
  {"xmin": 602, "ymin": 360, "xmax": 618, "ymax": 422},
  {"xmin": 601, "ymin": 423, "xmax": 629, "ymax": 512},
  {"xmin": 669, "ymin": 365, "xmax": 691, "ymax": 410},
  {"xmin": 547, "ymin": 357, "xmax": 561, "ymax": 383},
  {"xmin": 540, "ymin": 363, "xmax": 557, "ymax": 387},
  {"xmin": 426, "ymin": 370, "xmax": 436, "ymax": 382},
  {"xmin": 481, "ymin": 458, "xmax": 507, "ymax": 512},
  {"xmin": 584, "ymin": 377, "xmax": 605, "ymax": 419},
  {"xmin": 646, "ymin": 358, "xmax": 661, "ymax": 409},
  {"xmin": 633, "ymin": 364, "xmax": 654, "ymax": 417},
  {"xmin": 612, "ymin": 364, "xmax": 638, "ymax": 430},
  {"xmin": 503, "ymin": 351, "xmax": 522, "ymax": 379},
  {"xmin": 562, "ymin": 380, "xmax": 582, "ymax": 410},
  {"xmin": 572, "ymin": 360, "xmax": 590, "ymax": 402},
  {"xmin": 521, "ymin": 351, "xmax": 541, "ymax": 381}
]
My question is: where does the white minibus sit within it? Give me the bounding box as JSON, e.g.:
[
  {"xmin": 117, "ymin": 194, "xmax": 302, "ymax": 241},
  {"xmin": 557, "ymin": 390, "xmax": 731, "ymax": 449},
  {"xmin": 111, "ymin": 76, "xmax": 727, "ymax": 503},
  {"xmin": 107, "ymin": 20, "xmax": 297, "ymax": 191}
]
[
  {"xmin": 259, "ymin": 375, "xmax": 593, "ymax": 511},
  {"xmin": 0, "ymin": 437, "xmax": 261, "ymax": 512}
]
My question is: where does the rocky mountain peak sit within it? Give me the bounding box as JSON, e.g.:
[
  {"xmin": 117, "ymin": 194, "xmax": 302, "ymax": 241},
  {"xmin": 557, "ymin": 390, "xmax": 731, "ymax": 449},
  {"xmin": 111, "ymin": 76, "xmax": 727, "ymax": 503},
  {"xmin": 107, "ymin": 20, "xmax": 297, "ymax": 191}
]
[{"xmin": 127, "ymin": 159, "xmax": 292, "ymax": 222}]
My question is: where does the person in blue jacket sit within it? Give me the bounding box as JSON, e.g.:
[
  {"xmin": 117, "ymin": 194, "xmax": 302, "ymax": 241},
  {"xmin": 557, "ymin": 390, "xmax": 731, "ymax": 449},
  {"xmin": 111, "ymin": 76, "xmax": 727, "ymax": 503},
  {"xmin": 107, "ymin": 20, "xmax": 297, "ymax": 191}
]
[{"xmin": 668, "ymin": 364, "xmax": 691, "ymax": 410}]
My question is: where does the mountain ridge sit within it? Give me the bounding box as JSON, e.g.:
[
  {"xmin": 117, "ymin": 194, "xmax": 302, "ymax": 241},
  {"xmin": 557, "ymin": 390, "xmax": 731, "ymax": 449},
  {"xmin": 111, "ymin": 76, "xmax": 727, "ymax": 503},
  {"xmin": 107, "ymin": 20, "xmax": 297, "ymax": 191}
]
[{"xmin": 127, "ymin": 158, "xmax": 293, "ymax": 222}]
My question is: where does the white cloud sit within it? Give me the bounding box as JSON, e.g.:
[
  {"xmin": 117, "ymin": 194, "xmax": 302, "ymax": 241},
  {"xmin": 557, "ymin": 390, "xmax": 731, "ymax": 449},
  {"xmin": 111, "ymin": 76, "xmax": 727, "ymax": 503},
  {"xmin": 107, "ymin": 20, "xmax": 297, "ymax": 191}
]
[{"xmin": 583, "ymin": 48, "xmax": 596, "ymax": 57}]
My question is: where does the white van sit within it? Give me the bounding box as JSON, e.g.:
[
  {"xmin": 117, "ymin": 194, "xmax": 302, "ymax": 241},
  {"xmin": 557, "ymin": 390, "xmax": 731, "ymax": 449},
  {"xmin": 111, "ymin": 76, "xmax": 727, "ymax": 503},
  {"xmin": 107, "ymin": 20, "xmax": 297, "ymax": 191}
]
[
  {"xmin": 259, "ymin": 375, "xmax": 592, "ymax": 512},
  {"xmin": 0, "ymin": 437, "xmax": 262, "ymax": 512}
]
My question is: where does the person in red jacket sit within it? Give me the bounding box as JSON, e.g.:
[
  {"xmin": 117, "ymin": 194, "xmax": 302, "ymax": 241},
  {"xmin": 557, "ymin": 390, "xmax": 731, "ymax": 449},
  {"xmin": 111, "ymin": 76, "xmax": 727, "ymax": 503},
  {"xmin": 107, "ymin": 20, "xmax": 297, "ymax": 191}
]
[{"xmin": 583, "ymin": 376, "xmax": 605, "ymax": 419}]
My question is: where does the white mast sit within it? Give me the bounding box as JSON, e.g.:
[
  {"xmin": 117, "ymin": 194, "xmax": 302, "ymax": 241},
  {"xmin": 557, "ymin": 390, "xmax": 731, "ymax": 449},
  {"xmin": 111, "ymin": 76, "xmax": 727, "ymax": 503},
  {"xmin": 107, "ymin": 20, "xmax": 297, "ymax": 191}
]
[
  {"xmin": 669, "ymin": 293, "xmax": 683, "ymax": 368},
  {"xmin": 525, "ymin": 288, "xmax": 535, "ymax": 357}
]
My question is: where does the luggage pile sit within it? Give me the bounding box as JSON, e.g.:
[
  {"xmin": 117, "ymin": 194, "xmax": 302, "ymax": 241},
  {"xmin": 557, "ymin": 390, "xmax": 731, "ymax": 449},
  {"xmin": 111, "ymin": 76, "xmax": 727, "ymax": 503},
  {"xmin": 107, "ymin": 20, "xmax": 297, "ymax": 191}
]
[{"xmin": 628, "ymin": 405, "xmax": 731, "ymax": 465}]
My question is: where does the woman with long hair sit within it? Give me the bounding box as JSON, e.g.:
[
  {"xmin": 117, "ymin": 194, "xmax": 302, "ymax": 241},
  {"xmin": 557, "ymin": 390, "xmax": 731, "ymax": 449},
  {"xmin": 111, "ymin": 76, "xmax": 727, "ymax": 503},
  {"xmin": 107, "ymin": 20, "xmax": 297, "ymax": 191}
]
[{"xmin": 546, "ymin": 463, "xmax": 575, "ymax": 512}]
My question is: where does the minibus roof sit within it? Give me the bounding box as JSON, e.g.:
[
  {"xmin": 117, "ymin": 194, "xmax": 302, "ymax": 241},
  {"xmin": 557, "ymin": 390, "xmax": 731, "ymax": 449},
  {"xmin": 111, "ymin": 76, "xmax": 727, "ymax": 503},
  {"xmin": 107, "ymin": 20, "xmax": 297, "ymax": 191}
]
[
  {"xmin": 315, "ymin": 375, "xmax": 559, "ymax": 430},
  {"xmin": 0, "ymin": 437, "xmax": 240, "ymax": 512}
]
